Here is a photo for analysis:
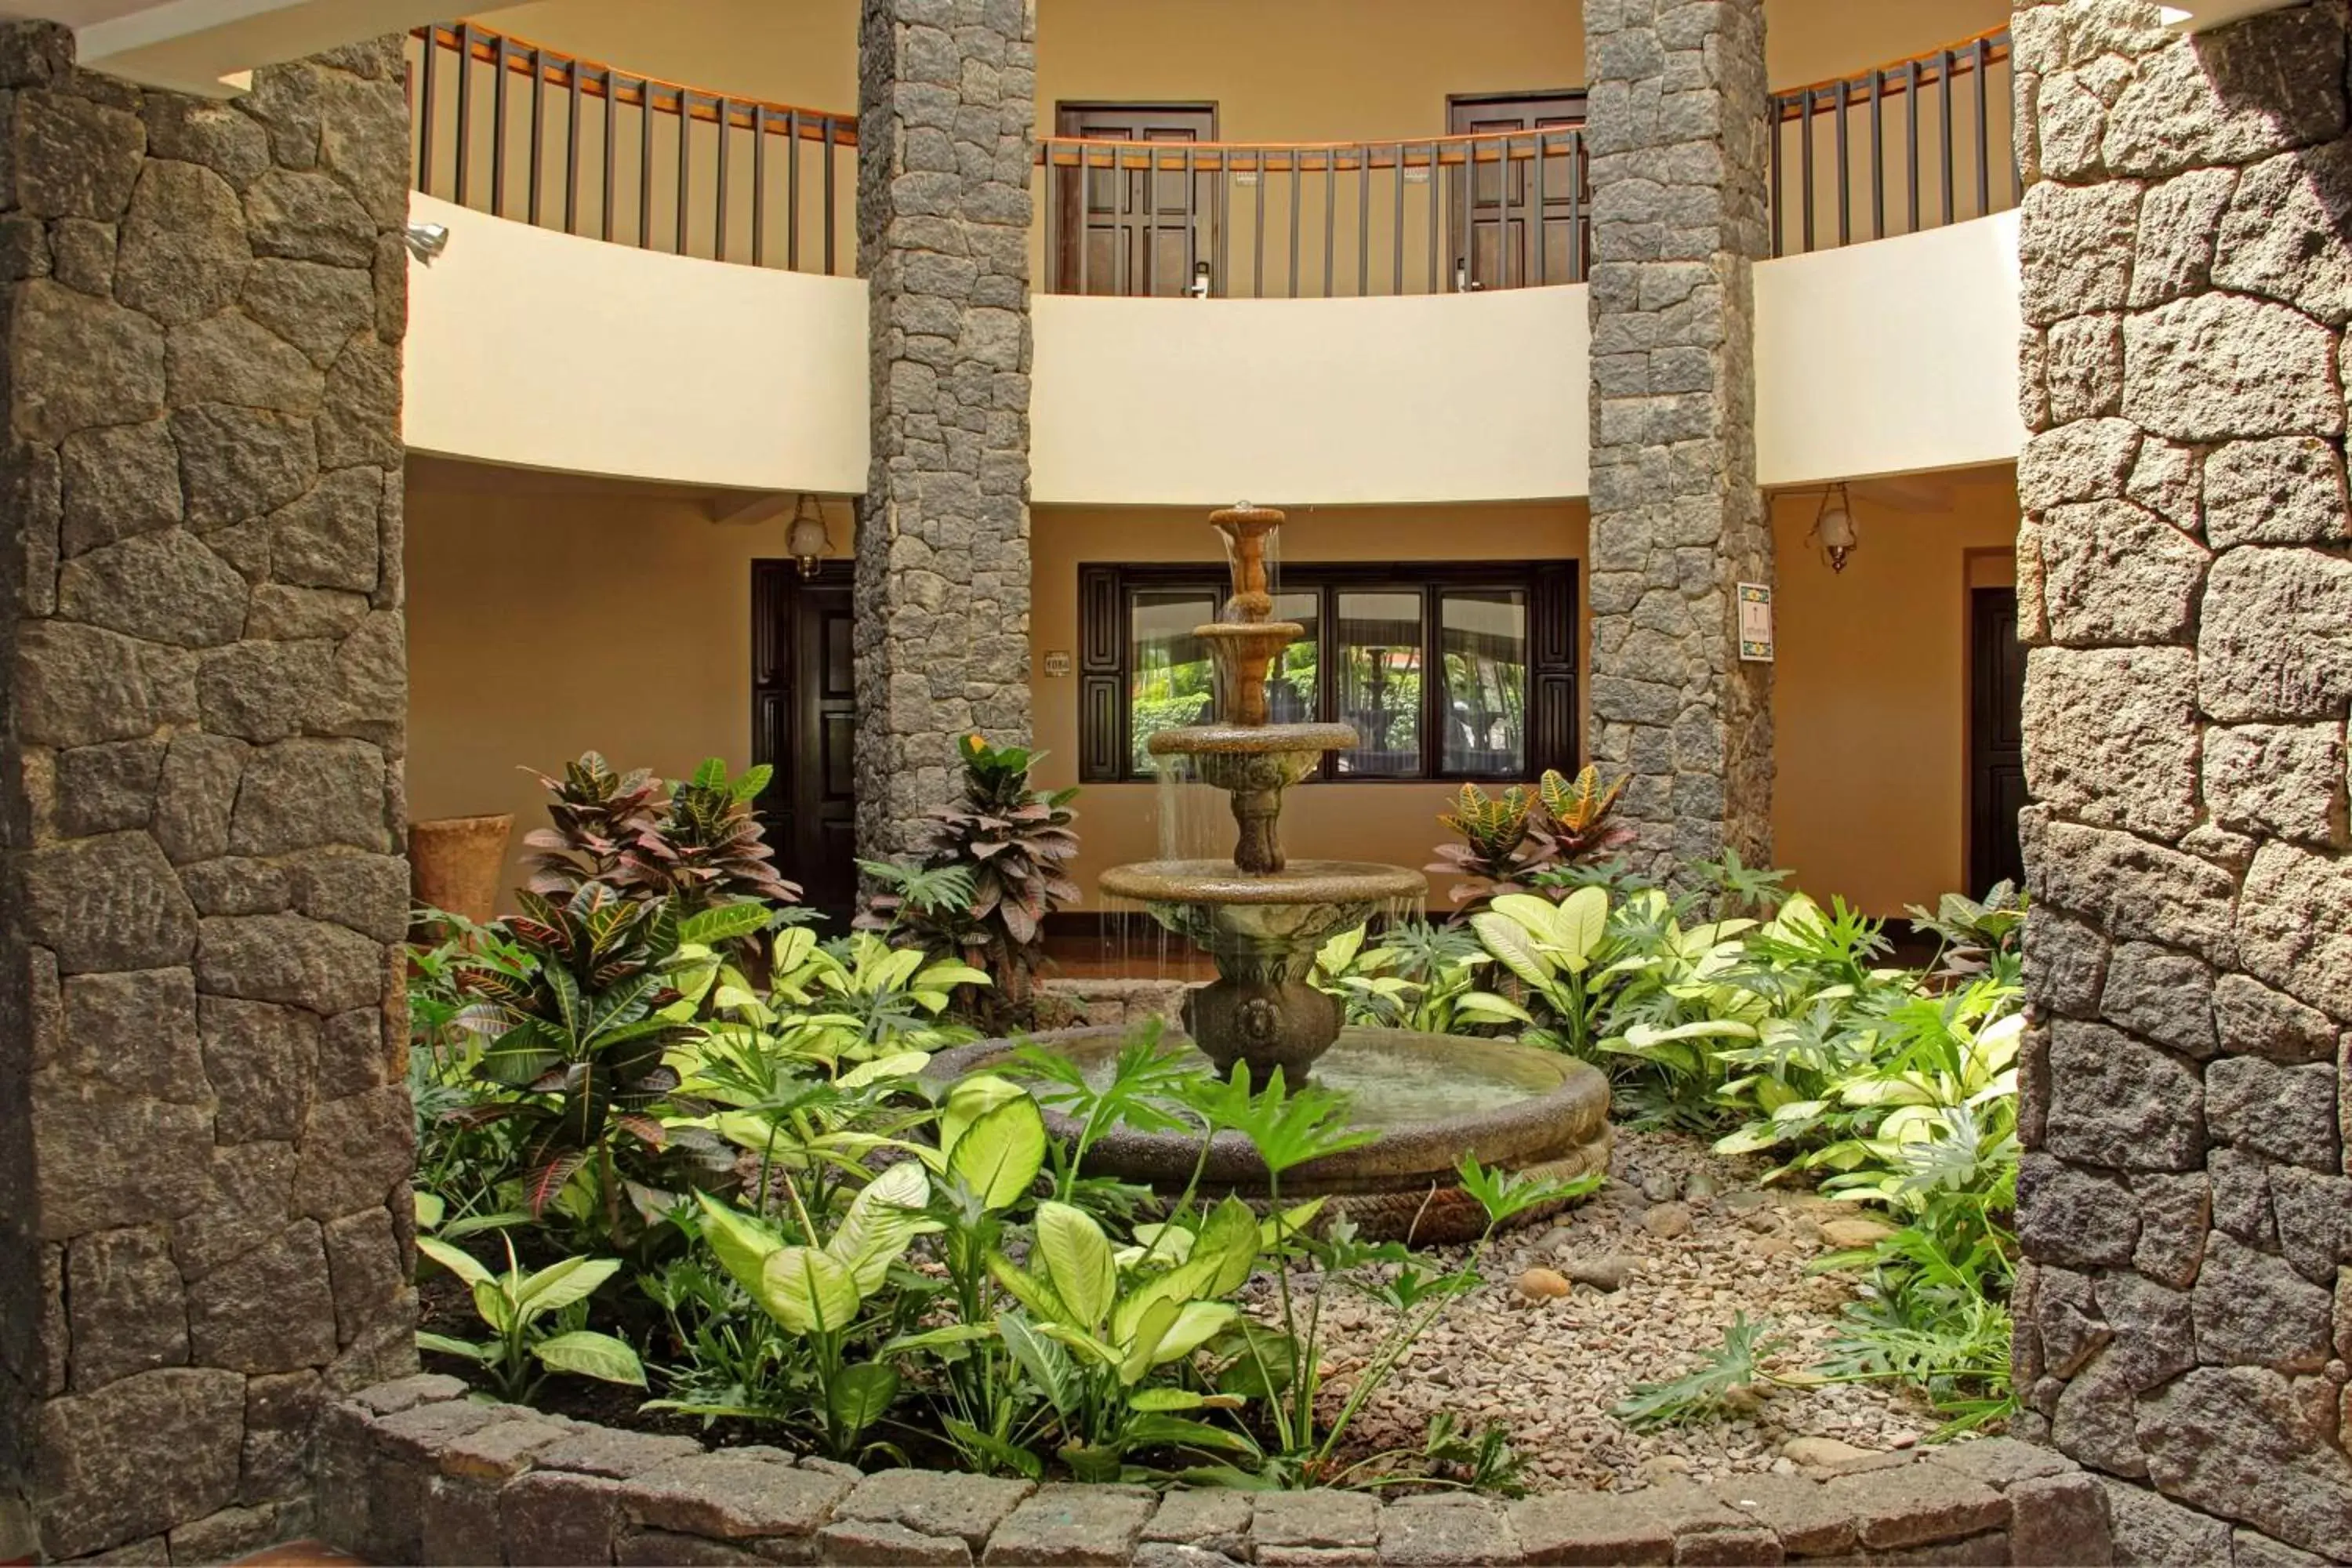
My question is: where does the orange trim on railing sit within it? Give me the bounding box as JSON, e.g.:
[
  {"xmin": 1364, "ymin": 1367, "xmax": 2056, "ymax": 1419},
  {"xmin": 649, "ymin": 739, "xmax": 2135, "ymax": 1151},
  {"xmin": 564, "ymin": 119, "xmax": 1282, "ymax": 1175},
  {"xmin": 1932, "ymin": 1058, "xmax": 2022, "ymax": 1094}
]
[
  {"xmin": 411, "ymin": 23, "xmax": 858, "ymax": 144},
  {"xmin": 1769, "ymin": 25, "xmax": 2012, "ymax": 120}
]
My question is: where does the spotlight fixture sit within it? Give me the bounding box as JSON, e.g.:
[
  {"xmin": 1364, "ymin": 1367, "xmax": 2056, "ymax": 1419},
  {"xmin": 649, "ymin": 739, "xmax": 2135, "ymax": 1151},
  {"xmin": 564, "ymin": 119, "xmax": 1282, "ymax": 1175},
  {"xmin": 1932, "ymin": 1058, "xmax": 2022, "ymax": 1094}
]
[
  {"xmin": 788, "ymin": 494, "xmax": 833, "ymax": 578},
  {"xmin": 1808, "ymin": 483, "xmax": 1858, "ymax": 572},
  {"xmin": 403, "ymin": 221, "xmax": 450, "ymax": 264}
]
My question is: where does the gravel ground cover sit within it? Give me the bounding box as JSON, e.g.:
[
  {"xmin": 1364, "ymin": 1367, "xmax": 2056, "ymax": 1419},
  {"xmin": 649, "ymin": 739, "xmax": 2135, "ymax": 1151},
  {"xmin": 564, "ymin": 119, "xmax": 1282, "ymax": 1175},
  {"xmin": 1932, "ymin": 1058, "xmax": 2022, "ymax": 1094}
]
[{"xmin": 1298, "ymin": 1126, "xmax": 1944, "ymax": 1493}]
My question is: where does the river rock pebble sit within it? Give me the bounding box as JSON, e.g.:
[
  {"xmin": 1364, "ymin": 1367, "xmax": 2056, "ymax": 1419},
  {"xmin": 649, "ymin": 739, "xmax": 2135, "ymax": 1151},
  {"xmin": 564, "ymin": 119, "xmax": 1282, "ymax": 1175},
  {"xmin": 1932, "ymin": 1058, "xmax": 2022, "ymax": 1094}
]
[{"xmin": 1287, "ymin": 1127, "xmax": 1938, "ymax": 1494}]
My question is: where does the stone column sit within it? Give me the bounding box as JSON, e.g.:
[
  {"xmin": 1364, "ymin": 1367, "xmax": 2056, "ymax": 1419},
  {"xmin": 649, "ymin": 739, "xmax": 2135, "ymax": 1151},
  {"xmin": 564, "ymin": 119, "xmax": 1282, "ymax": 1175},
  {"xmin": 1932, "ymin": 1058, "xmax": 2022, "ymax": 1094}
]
[
  {"xmin": 854, "ymin": 0, "xmax": 1036, "ymax": 860},
  {"xmin": 2011, "ymin": 2, "xmax": 2352, "ymax": 1559},
  {"xmin": 1581, "ymin": 0, "xmax": 1774, "ymax": 876},
  {"xmin": 0, "ymin": 25, "xmax": 415, "ymax": 1562}
]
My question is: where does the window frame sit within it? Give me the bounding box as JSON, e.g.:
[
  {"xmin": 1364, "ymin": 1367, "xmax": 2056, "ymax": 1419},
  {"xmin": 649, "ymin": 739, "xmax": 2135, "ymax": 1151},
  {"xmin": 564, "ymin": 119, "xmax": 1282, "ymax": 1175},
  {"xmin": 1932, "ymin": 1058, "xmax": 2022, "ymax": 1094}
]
[{"xmin": 1077, "ymin": 559, "xmax": 1578, "ymax": 785}]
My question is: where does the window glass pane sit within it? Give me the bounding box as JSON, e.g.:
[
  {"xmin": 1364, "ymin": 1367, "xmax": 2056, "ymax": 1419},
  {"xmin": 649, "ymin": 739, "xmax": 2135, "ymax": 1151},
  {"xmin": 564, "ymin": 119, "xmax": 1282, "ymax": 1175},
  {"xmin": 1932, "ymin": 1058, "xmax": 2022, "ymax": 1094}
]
[
  {"xmin": 1266, "ymin": 590, "xmax": 1320, "ymax": 724},
  {"xmin": 1440, "ymin": 588, "xmax": 1529, "ymax": 775},
  {"xmin": 1334, "ymin": 590, "xmax": 1424, "ymax": 776},
  {"xmin": 1129, "ymin": 589, "xmax": 1218, "ymax": 773}
]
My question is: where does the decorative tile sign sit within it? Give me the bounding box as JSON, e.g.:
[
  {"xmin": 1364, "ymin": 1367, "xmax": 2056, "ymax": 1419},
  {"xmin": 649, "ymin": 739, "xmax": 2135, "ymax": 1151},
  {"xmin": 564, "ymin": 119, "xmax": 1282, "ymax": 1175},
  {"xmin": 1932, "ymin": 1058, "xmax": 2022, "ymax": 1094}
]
[
  {"xmin": 1043, "ymin": 650, "xmax": 1073, "ymax": 677},
  {"xmin": 1737, "ymin": 582, "xmax": 1775, "ymax": 662}
]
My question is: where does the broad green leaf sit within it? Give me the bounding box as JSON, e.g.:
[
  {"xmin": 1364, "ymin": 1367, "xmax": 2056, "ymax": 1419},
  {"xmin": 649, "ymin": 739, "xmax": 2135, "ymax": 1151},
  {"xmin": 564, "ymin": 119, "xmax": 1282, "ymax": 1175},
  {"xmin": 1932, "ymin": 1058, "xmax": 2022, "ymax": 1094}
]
[
  {"xmin": 1195, "ymin": 1197, "xmax": 1261, "ymax": 1294},
  {"xmin": 771, "ymin": 924, "xmax": 818, "ymax": 975},
  {"xmin": 915, "ymin": 961, "xmax": 993, "ymax": 991},
  {"xmin": 839, "ymin": 1051, "xmax": 932, "ymax": 1091},
  {"xmin": 1127, "ymin": 1387, "xmax": 1209, "ymax": 1412},
  {"xmin": 1471, "ymin": 913, "xmax": 1552, "ymax": 990},
  {"xmin": 1116, "ymin": 1296, "xmax": 1181, "ymax": 1385},
  {"xmin": 1119, "ymin": 1222, "xmax": 1196, "ymax": 1271},
  {"xmin": 1625, "ymin": 1019, "xmax": 1758, "ymax": 1047},
  {"xmin": 948, "ymin": 1095, "xmax": 1047, "ymax": 1212},
  {"xmin": 695, "ymin": 1194, "xmax": 784, "ymax": 1300},
  {"xmin": 1035, "ymin": 1202, "xmax": 1116, "ymax": 1329},
  {"xmin": 997, "ymin": 1311, "xmax": 1080, "ymax": 1414},
  {"xmin": 940, "ymin": 1073, "xmax": 1026, "ymax": 1156},
  {"xmin": 533, "ymin": 1330, "xmax": 647, "ymax": 1387},
  {"xmin": 415, "ymin": 1330, "xmax": 489, "ymax": 1363},
  {"xmin": 827, "ymin": 1360, "xmax": 901, "ymax": 1436},
  {"xmin": 881, "ymin": 1323, "xmax": 999, "ymax": 1355},
  {"xmin": 759, "ymin": 1246, "xmax": 862, "ymax": 1336},
  {"xmin": 1553, "ymin": 884, "xmax": 1609, "ymax": 971},
  {"xmin": 1037, "ymin": 1319, "xmax": 1126, "ymax": 1370},
  {"xmin": 1123, "ymin": 1414, "xmax": 1256, "ymax": 1454},
  {"xmin": 471, "ymin": 1277, "xmax": 513, "ymax": 1335},
  {"xmin": 1454, "ymin": 990, "xmax": 1537, "ymax": 1026},
  {"xmin": 679, "ymin": 901, "xmax": 771, "ymax": 946},
  {"xmin": 517, "ymin": 1255, "xmax": 622, "ymax": 1317},
  {"xmin": 1111, "ymin": 1254, "xmax": 1220, "ymax": 1348},
  {"xmin": 1257, "ymin": 1197, "xmax": 1326, "ymax": 1252},
  {"xmin": 826, "ymin": 1160, "xmax": 938, "ymax": 1294},
  {"xmin": 413, "ymin": 1191, "xmax": 446, "ymax": 1232},
  {"xmin": 1150, "ymin": 1300, "xmax": 1236, "ymax": 1365},
  {"xmin": 416, "ymin": 1235, "xmax": 492, "ymax": 1290}
]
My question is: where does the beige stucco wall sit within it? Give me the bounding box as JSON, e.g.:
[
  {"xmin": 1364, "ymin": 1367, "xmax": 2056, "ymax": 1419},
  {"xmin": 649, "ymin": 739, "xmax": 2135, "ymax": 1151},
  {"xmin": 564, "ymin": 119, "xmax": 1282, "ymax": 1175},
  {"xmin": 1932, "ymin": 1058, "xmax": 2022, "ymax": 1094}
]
[
  {"xmin": 1767, "ymin": 473, "xmax": 2020, "ymax": 915},
  {"xmin": 464, "ymin": 0, "xmax": 2014, "ymax": 136},
  {"xmin": 402, "ymin": 457, "xmax": 856, "ymax": 905},
  {"xmin": 405, "ymin": 469, "xmax": 2017, "ymax": 923}
]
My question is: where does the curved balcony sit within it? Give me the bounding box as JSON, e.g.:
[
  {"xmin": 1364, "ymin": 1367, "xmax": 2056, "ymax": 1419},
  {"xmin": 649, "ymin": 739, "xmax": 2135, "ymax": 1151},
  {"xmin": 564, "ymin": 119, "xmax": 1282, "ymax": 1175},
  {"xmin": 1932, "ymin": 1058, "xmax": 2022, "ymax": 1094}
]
[{"xmin": 398, "ymin": 21, "xmax": 2023, "ymax": 501}]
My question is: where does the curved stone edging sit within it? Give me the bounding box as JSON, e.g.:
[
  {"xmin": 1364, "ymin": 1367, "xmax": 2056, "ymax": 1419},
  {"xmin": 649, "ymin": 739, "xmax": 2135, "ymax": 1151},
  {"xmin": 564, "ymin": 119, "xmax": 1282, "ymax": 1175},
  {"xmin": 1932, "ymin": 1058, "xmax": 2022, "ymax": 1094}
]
[{"xmin": 314, "ymin": 1375, "xmax": 2114, "ymax": 1566}]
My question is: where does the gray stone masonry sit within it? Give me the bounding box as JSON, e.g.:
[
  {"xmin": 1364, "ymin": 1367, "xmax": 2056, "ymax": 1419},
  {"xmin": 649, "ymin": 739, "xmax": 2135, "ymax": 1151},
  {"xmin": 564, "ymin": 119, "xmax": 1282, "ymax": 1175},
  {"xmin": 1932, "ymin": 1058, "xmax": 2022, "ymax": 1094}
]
[
  {"xmin": 854, "ymin": 0, "xmax": 1036, "ymax": 862},
  {"xmin": 0, "ymin": 22, "xmax": 415, "ymax": 1563},
  {"xmin": 1582, "ymin": 0, "xmax": 1775, "ymax": 876},
  {"xmin": 2013, "ymin": 1, "xmax": 2352, "ymax": 1561},
  {"xmin": 315, "ymin": 1379, "xmax": 2114, "ymax": 1566}
]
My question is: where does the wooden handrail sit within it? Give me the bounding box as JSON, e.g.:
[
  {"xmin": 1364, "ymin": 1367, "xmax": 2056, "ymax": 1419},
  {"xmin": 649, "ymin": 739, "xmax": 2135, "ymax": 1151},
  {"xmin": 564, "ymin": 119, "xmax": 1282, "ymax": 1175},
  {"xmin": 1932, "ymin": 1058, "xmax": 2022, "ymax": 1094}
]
[
  {"xmin": 411, "ymin": 23, "xmax": 858, "ymax": 144},
  {"xmin": 1033, "ymin": 133, "xmax": 1582, "ymax": 173},
  {"xmin": 1769, "ymin": 25, "xmax": 2011, "ymax": 122}
]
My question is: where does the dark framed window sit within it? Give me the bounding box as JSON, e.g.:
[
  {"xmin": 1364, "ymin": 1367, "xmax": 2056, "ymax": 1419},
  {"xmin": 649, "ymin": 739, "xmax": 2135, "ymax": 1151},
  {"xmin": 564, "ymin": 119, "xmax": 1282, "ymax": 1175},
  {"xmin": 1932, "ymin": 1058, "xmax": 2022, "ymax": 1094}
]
[{"xmin": 1077, "ymin": 561, "xmax": 1577, "ymax": 784}]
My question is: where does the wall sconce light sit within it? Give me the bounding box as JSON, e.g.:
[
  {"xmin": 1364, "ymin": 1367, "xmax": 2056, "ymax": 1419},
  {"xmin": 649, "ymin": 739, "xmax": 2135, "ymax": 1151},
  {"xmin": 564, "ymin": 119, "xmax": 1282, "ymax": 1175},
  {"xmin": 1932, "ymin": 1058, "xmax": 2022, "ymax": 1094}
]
[
  {"xmin": 1809, "ymin": 483, "xmax": 1858, "ymax": 572},
  {"xmin": 788, "ymin": 494, "xmax": 833, "ymax": 578},
  {"xmin": 404, "ymin": 221, "xmax": 450, "ymax": 264}
]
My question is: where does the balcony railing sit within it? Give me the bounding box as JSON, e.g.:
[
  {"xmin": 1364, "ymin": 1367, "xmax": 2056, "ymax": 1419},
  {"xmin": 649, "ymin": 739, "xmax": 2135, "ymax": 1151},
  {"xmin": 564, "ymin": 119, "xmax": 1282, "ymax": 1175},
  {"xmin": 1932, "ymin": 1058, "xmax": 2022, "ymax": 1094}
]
[
  {"xmin": 1036, "ymin": 132, "xmax": 1590, "ymax": 299},
  {"xmin": 405, "ymin": 23, "xmax": 858, "ymax": 273},
  {"xmin": 1768, "ymin": 26, "xmax": 2016, "ymax": 255},
  {"xmin": 403, "ymin": 22, "xmax": 2015, "ymax": 291}
]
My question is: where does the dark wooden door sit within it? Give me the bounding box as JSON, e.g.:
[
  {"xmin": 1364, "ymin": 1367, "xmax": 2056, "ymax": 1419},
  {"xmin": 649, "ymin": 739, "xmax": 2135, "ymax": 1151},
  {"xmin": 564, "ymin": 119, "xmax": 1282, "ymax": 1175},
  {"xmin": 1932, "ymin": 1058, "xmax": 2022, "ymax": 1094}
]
[
  {"xmin": 753, "ymin": 561, "xmax": 858, "ymax": 927},
  {"xmin": 1447, "ymin": 92, "xmax": 1588, "ymax": 290},
  {"xmin": 1055, "ymin": 103, "xmax": 1216, "ymax": 296},
  {"xmin": 1969, "ymin": 586, "xmax": 2027, "ymax": 898}
]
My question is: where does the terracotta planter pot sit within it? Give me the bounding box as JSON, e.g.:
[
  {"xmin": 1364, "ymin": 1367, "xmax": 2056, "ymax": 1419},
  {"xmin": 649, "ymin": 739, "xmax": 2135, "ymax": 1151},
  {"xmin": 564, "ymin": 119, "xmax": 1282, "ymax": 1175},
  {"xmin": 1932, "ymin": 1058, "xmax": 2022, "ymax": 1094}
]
[{"xmin": 408, "ymin": 814, "xmax": 514, "ymax": 925}]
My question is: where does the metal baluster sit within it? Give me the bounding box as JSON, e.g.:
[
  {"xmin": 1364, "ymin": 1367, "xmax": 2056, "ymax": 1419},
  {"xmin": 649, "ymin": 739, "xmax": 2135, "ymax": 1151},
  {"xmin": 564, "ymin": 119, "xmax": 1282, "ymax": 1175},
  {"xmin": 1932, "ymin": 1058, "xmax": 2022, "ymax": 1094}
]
[
  {"xmin": 418, "ymin": 25, "xmax": 437, "ymax": 195},
  {"xmin": 1217, "ymin": 145, "xmax": 1230, "ymax": 298},
  {"xmin": 822, "ymin": 114, "xmax": 837, "ymax": 274},
  {"xmin": 527, "ymin": 45, "xmax": 544, "ymax": 226},
  {"xmin": 1323, "ymin": 147, "xmax": 1335, "ymax": 297},
  {"xmin": 2007, "ymin": 34, "xmax": 2024, "ymax": 205},
  {"xmin": 1973, "ymin": 36, "xmax": 1992, "ymax": 218},
  {"xmin": 1425, "ymin": 142, "xmax": 1439, "ymax": 293},
  {"xmin": 601, "ymin": 66, "xmax": 616, "ymax": 242},
  {"xmin": 1832, "ymin": 78, "xmax": 1849, "ymax": 246},
  {"xmin": 716, "ymin": 96, "xmax": 730, "ymax": 263},
  {"xmin": 1357, "ymin": 143, "xmax": 1370, "ymax": 296},
  {"xmin": 786, "ymin": 109, "xmax": 801, "ymax": 270},
  {"xmin": 1870, "ymin": 68, "xmax": 1884, "ymax": 240},
  {"xmin": 677, "ymin": 88, "xmax": 692, "ymax": 254},
  {"xmin": 751, "ymin": 105, "xmax": 766, "ymax": 266},
  {"xmin": 1533, "ymin": 129, "xmax": 1546, "ymax": 286},
  {"xmin": 638, "ymin": 77, "xmax": 654, "ymax": 248},
  {"xmin": 1392, "ymin": 141, "xmax": 1405, "ymax": 296},
  {"xmin": 1079, "ymin": 143, "xmax": 1093, "ymax": 296},
  {"xmin": 1767, "ymin": 98, "xmax": 1781, "ymax": 256},
  {"xmin": 1253, "ymin": 147, "xmax": 1265, "ymax": 298},
  {"xmin": 490, "ymin": 31, "xmax": 507, "ymax": 216},
  {"xmin": 1044, "ymin": 143, "xmax": 1058, "ymax": 294},
  {"xmin": 1184, "ymin": 144, "xmax": 1197, "ymax": 294},
  {"xmin": 1144, "ymin": 143, "xmax": 1157, "ymax": 296},
  {"xmin": 1115, "ymin": 140, "xmax": 1131, "ymax": 296},
  {"xmin": 1288, "ymin": 150, "xmax": 1301, "ymax": 299},
  {"xmin": 1568, "ymin": 130, "xmax": 1585, "ymax": 281},
  {"xmin": 1939, "ymin": 48, "xmax": 1955, "ymax": 227},
  {"xmin": 1906, "ymin": 58, "xmax": 1921, "ymax": 234},
  {"xmin": 453, "ymin": 22, "xmax": 472, "ymax": 207},
  {"xmin": 1798, "ymin": 89, "xmax": 1815, "ymax": 253},
  {"xmin": 564, "ymin": 52, "xmax": 580, "ymax": 234}
]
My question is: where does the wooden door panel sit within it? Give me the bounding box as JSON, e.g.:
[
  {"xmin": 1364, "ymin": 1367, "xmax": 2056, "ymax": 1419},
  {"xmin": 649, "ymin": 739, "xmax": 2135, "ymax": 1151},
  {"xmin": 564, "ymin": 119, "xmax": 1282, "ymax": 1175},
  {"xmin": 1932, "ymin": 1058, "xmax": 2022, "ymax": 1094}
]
[
  {"xmin": 1969, "ymin": 586, "xmax": 2026, "ymax": 898},
  {"xmin": 1448, "ymin": 92, "xmax": 1588, "ymax": 290},
  {"xmin": 1055, "ymin": 103, "xmax": 1214, "ymax": 295},
  {"xmin": 752, "ymin": 562, "xmax": 859, "ymax": 928}
]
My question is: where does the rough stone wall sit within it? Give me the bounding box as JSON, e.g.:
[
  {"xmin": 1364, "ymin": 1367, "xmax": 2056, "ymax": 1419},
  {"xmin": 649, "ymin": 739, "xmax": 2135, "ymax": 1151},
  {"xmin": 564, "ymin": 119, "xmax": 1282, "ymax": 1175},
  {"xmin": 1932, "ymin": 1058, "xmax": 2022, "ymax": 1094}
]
[
  {"xmin": 2011, "ymin": 2, "xmax": 2352, "ymax": 1560},
  {"xmin": 0, "ymin": 25, "xmax": 416, "ymax": 1562},
  {"xmin": 1582, "ymin": 0, "xmax": 1775, "ymax": 877},
  {"xmin": 853, "ymin": 0, "xmax": 1036, "ymax": 861}
]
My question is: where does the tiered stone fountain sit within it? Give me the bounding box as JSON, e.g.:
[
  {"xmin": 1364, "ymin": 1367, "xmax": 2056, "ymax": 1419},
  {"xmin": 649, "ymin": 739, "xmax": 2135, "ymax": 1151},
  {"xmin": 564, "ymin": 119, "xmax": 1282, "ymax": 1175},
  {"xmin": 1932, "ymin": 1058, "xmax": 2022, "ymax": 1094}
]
[{"xmin": 938, "ymin": 505, "xmax": 1610, "ymax": 1240}]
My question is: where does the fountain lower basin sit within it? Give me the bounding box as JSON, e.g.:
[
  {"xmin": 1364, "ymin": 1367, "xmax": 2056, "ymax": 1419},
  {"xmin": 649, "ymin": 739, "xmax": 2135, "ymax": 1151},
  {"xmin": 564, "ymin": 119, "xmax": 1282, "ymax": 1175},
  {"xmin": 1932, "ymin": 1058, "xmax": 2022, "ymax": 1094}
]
[{"xmin": 926, "ymin": 1026, "xmax": 1613, "ymax": 1243}]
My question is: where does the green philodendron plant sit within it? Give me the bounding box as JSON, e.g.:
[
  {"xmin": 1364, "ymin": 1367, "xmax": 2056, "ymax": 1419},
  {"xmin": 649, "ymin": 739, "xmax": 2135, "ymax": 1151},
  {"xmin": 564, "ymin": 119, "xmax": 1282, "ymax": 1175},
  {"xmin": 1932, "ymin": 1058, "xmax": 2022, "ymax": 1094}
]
[{"xmin": 414, "ymin": 1233, "xmax": 647, "ymax": 1401}]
